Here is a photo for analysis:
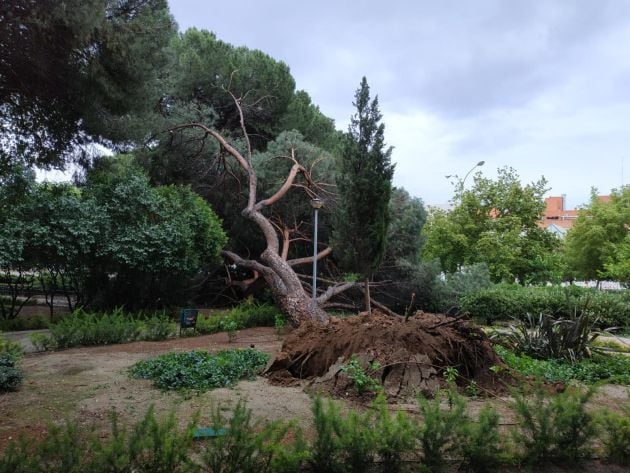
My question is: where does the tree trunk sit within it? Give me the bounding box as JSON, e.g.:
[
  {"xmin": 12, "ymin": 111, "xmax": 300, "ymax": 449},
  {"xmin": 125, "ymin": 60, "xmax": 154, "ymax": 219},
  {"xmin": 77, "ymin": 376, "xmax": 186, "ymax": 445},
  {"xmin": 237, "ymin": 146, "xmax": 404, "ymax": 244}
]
[{"xmin": 364, "ymin": 276, "xmax": 372, "ymax": 315}]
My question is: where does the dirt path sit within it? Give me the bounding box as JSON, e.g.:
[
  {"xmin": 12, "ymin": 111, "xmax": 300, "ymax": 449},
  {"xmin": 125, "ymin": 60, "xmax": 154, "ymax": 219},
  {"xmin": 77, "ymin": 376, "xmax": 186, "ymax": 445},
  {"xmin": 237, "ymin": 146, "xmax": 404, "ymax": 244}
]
[{"xmin": 0, "ymin": 328, "xmax": 319, "ymax": 448}]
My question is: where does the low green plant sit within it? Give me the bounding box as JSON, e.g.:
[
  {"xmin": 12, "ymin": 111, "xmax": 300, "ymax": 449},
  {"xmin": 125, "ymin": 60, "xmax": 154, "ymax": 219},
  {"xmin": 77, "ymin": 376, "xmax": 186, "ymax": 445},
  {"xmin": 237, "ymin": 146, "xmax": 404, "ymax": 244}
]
[
  {"xmin": 0, "ymin": 314, "xmax": 49, "ymax": 331},
  {"xmin": 496, "ymin": 309, "xmax": 599, "ymax": 362},
  {"xmin": 0, "ymin": 354, "xmax": 23, "ymax": 391},
  {"xmin": 459, "ymin": 405, "xmax": 504, "ymax": 473},
  {"xmin": 340, "ymin": 355, "xmax": 382, "ymax": 394},
  {"xmin": 220, "ymin": 318, "xmax": 239, "ymax": 342},
  {"xmin": 496, "ymin": 346, "xmax": 630, "ymax": 385},
  {"xmin": 129, "ymin": 348, "xmax": 269, "ymax": 392},
  {"xmin": 140, "ymin": 313, "xmax": 175, "ymax": 341},
  {"xmin": 598, "ymin": 406, "xmax": 630, "ymax": 466},
  {"xmin": 89, "ymin": 407, "xmax": 196, "ymax": 473},
  {"xmin": 417, "ymin": 390, "xmax": 466, "ymax": 472},
  {"xmin": 372, "ymin": 395, "xmax": 417, "ymax": 473},
  {"xmin": 200, "ymin": 401, "xmax": 305, "ymax": 473},
  {"xmin": 29, "ymin": 332, "xmax": 55, "ymax": 352},
  {"xmin": 0, "ymin": 332, "xmax": 23, "ymax": 360},
  {"xmin": 49, "ymin": 308, "xmax": 143, "ymax": 348},
  {"xmin": 511, "ymin": 385, "xmax": 597, "ymax": 465},
  {"xmin": 274, "ymin": 314, "xmax": 285, "ymax": 337},
  {"xmin": 310, "ymin": 396, "xmax": 344, "ymax": 473}
]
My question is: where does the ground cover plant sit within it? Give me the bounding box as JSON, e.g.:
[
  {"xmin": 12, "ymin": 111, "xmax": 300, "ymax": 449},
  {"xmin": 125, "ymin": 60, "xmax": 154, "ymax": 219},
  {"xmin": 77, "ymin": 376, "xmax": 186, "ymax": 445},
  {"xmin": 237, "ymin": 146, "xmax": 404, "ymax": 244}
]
[
  {"xmin": 129, "ymin": 348, "xmax": 269, "ymax": 391},
  {"xmin": 496, "ymin": 345, "xmax": 630, "ymax": 385}
]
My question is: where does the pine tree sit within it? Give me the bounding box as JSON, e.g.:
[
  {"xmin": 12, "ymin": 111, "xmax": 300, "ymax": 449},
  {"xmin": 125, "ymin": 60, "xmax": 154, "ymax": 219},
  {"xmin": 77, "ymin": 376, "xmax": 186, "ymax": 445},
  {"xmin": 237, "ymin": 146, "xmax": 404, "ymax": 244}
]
[{"xmin": 333, "ymin": 77, "xmax": 395, "ymax": 313}]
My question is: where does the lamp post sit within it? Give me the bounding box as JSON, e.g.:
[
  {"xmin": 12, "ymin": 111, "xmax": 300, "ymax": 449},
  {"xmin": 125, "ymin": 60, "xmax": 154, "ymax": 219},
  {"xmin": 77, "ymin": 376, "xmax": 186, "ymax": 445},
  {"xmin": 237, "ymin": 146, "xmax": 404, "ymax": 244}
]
[
  {"xmin": 462, "ymin": 160, "xmax": 485, "ymax": 186},
  {"xmin": 310, "ymin": 197, "xmax": 323, "ymax": 300}
]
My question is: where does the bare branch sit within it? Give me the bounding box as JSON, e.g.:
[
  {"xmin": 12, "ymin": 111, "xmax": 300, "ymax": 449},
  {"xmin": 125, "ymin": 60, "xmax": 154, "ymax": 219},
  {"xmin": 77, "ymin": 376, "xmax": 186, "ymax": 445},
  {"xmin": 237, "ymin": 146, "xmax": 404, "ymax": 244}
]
[
  {"xmin": 288, "ymin": 247, "xmax": 333, "ymax": 267},
  {"xmin": 317, "ymin": 281, "xmax": 359, "ymax": 304}
]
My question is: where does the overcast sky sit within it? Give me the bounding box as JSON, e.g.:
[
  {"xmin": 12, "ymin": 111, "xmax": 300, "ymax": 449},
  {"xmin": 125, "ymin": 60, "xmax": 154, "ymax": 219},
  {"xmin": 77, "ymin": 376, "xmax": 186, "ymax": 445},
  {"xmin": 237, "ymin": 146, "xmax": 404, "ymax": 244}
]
[{"xmin": 168, "ymin": 0, "xmax": 629, "ymax": 208}]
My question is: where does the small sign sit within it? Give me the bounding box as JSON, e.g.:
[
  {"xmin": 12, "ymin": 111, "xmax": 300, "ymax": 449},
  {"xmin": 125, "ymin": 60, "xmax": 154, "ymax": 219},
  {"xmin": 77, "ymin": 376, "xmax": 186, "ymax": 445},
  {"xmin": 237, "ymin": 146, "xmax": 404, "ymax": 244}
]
[{"xmin": 179, "ymin": 308, "xmax": 198, "ymax": 333}]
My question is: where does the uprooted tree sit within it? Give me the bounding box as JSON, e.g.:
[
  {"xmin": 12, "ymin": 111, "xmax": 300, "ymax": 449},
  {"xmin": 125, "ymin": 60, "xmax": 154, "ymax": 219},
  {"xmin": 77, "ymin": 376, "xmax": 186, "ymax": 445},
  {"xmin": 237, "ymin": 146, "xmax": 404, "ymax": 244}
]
[{"xmin": 171, "ymin": 93, "xmax": 358, "ymax": 327}]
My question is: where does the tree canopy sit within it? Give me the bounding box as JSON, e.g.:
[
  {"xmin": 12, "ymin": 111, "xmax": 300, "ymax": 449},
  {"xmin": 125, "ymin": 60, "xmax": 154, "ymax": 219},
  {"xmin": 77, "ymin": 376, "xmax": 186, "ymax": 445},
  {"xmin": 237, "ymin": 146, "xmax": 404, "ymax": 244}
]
[
  {"xmin": 564, "ymin": 186, "xmax": 630, "ymax": 282},
  {"xmin": 0, "ymin": 0, "xmax": 176, "ymax": 173},
  {"xmin": 422, "ymin": 167, "xmax": 560, "ymax": 284}
]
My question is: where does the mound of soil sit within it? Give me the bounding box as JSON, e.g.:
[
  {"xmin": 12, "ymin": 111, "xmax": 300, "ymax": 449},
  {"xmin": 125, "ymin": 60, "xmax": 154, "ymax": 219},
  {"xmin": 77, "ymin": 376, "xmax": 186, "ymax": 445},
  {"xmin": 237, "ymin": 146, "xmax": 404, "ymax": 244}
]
[{"xmin": 267, "ymin": 311, "xmax": 510, "ymax": 400}]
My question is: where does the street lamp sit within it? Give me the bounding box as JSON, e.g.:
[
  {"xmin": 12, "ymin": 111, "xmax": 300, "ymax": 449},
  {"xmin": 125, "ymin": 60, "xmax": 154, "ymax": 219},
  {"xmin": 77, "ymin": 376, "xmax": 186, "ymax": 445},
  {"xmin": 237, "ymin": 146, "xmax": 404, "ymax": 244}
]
[
  {"xmin": 462, "ymin": 160, "xmax": 485, "ymax": 186},
  {"xmin": 310, "ymin": 197, "xmax": 323, "ymax": 300}
]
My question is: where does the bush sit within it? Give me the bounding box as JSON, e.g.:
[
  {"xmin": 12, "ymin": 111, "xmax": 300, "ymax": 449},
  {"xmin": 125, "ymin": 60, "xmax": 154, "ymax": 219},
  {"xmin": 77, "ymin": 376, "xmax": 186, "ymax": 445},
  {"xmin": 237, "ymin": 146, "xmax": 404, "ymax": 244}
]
[
  {"xmin": 129, "ymin": 348, "xmax": 269, "ymax": 392},
  {"xmin": 200, "ymin": 401, "xmax": 305, "ymax": 473},
  {"xmin": 195, "ymin": 301, "xmax": 281, "ymax": 336},
  {"xmin": 140, "ymin": 313, "xmax": 176, "ymax": 341},
  {"xmin": 459, "ymin": 405, "xmax": 504, "ymax": 473},
  {"xmin": 461, "ymin": 285, "xmax": 630, "ymax": 328},
  {"xmin": 0, "ymin": 354, "xmax": 23, "ymax": 391},
  {"xmin": 49, "ymin": 308, "xmax": 143, "ymax": 348},
  {"xmin": 29, "ymin": 332, "xmax": 55, "ymax": 352},
  {"xmin": 0, "ymin": 315, "xmax": 49, "ymax": 332},
  {"xmin": 496, "ymin": 310, "xmax": 599, "ymax": 362},
  {"xmin": 417, "ymin": 390, "xmax": 466, "ymax": 472},
  {"xmin": 598, "ymin": 406, "xmax": 630, "ymax": 465},
  {"xmin": 372, "ymin": 395, "xmax": 417, "ymax": 473},
  {"xmin": 0, "ymin": 332, "xmax": 23, "ymax": 360},
  {"xmin": 511, "ymin": 385, "xmax": 597, "ymax": 464}
]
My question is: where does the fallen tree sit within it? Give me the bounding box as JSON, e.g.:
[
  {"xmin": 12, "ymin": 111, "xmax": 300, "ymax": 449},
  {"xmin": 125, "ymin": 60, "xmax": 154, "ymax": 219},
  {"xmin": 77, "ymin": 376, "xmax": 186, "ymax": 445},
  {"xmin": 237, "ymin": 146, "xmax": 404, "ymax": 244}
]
[{"xmin": 171, "ymin": 94, "xmax": 357, "ymax": 326}]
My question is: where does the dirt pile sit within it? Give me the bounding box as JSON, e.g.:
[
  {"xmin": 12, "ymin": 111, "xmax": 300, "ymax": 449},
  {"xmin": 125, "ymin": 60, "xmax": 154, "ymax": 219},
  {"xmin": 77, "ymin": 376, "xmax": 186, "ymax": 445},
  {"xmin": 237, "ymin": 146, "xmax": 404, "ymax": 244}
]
[{"xmin": 267, "ymin": 311, "xmax": 508, "ymax": 399}]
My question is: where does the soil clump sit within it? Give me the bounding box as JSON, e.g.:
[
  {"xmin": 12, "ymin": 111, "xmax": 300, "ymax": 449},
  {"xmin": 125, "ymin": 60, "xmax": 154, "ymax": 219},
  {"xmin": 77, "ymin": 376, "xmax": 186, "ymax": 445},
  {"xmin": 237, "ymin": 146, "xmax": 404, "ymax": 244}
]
[{"xmin": 267, "ymin": 311, "xmax": 510, "ymax": 400}]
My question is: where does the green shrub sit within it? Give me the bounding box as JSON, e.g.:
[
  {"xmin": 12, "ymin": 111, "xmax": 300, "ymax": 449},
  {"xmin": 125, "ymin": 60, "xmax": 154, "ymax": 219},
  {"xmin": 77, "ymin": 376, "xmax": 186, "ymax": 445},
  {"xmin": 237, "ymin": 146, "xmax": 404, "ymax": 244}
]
[
  {"xmin": 598, "ymin": 406, "xmax": 630, "ymax": 465},
  {"xmin": 461, "ymin": 285, "xmax": 630, "ymax": 328},
  {"xmin": 220, "ymin": 318, "xmax": 239, "ymax": 342},
  {"xmin": 459, "ymin": 405, "xmax": 504, "ymax": 473},
  {"xmin": 0, "ymin": 407, "xmax": 195, "ymax": 473},
  {"xmin": 372, "ymin": 395, "xmax": 417, "ymax": 473},
  {"xmin": 140, "ymin": 313, "xmax": 175, "ymax": 341},
  {"xmin": 0, "ymin": 354, "xmax": 23, "ymax": 391},
  {"xmin": 196, "ymin": 301, "xmax": 281, "ymax": 336},
  {"xmin": 309, "ymin": 396, "xmax": 344, "ymax": 473},
  {"xmin": 129, "ymin": 348, "xmax": 269, "ymax": 392},
  {"xmin": 200, "ymin": 401, "xmax": 305, "ymax": 473},
  {"xmin": 89, "ymin": 407, "xmax": 195, "ymax": 473},
  {"xmin": 49, "ymin": 308, "xmax": 143, "ymax": 348},
  {"xmin": 340, "ymin": 355, "xmax": 382, "ymax": 394},
  {"xmin": 0, "ymin": 315, "xmax": 49, "ymax": 332},
  {"xmin": 496, "ymin": 310, "xmax": 599, "ymax": 362},
  {"xmin": 511, "ymin": 385, "xmax": 597, "ymax": 464},
  {"xmin": 29, "ymin": 332, "xmax": 55, "ymax": 352},
  {"xmin": 0, "ymin": 332, "xmax": 23, "ymax": 360},
  {"xmin": 417, "ymin": 390, "xmax": 466, "ymax": 472}
]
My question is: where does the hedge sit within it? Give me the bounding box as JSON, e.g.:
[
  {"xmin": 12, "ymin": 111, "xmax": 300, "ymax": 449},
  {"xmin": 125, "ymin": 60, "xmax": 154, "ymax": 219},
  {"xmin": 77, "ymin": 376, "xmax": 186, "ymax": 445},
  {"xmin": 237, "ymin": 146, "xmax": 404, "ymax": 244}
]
[{"xmin": 460, "ymin": 285, "xmax": 630, "ymax": 328}]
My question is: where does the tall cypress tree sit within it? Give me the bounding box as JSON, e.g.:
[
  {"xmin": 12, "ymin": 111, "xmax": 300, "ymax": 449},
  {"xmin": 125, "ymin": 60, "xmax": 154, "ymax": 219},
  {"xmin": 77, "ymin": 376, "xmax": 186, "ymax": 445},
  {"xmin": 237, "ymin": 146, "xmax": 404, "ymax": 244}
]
[{"xmin": 332, "ymin": 77, "xmax": 394, "ymax": 313}]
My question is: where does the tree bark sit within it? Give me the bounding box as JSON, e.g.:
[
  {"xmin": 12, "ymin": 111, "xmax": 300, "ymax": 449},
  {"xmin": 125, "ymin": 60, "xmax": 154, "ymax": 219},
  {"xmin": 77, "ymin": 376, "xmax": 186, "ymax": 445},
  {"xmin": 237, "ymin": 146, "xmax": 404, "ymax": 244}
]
[{"xmin": 364, "ymin": 276, "xmax": 372, "ymax": 315}]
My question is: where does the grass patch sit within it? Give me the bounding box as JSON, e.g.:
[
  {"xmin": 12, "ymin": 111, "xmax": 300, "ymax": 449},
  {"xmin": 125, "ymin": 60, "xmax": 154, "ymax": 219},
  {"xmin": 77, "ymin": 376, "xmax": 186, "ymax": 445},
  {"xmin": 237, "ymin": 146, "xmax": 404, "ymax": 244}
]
[
  {"xmin": 496, "ymin": 346, "xmax": 630, "ymax": 385},
  {"xmin": 129, "ymin": 348, "xmax": 269, "ymax": 392}
]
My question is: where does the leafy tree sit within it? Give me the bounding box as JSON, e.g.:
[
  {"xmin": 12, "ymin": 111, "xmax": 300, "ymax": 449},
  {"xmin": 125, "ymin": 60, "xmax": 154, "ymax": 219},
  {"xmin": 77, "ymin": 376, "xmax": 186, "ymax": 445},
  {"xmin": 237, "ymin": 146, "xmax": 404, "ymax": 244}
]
[
  {"xmin": 422, "ymin": 167, "xmax": 560, "ymax": 283},
  {"xmin": 332, "ymin": 77, "xmax": 395, "ymax": 313},
  {"xmin": 278, "ymin": 90, "xmax": 343, "ymax": 154},
  {"xmin": 384, "ymin": 187, "xmax": 427, "ymax": 264},
  {"xmin": 83, "ymin": 157, "xmax": 228, "ymax": 309},
  {"xmin": 564, "ymin": 186, "xmax": 630, "ymax": 282},
  {"xmin": 169, "ymin": 28, "xmax": 295, "ymax": 146},
  {"xmin": 0, "ymin": 0, "xmax": 176, "ymax": 173}
]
